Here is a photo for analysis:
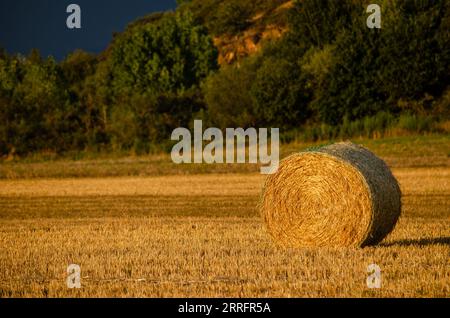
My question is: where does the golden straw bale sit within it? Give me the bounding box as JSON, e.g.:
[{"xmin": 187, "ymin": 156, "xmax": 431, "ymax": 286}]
[{"xmin": 260, "ymin": 142, "xmax": 401, "ymax": 247}]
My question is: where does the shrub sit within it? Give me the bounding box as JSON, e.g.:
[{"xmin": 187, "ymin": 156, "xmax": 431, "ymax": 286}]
[
  {"xmin": 203, "ymin": 56, "xmax": 261, "ymax": 128},
  {"xmin": 251, "ymin": 57, "xmax": 311, "ymax": 128}
]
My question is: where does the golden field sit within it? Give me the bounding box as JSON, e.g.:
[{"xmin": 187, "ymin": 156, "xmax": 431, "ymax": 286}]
[{"xmin": 0, "ymin": 136, "xmax": 449, "ymax": 297}]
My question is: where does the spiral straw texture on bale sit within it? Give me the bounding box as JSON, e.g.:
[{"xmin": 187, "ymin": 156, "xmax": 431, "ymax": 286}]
[{"xmin": 261, "ymin": 142, "xmax": 401, "ymax": 248}]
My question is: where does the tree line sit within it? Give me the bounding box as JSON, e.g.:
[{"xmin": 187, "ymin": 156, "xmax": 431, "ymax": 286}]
[{"xmin": 0, "ymin": 0, "xmax": 449, "ymax": 156}]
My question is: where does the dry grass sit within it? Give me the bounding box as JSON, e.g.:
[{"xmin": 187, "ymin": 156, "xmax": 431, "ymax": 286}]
[
  {"xmin": 1, "ymin": 135, "xmax": 448, "ymax": 179},
  {"xmin": 0, "ymin": 167, "xmax": 449, "ymax": 297}
]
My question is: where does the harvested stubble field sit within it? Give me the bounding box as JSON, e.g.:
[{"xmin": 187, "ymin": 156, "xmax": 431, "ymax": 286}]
[{"xmin": 0, "ymin": 136, "xmax": 449, "ymax": 297}]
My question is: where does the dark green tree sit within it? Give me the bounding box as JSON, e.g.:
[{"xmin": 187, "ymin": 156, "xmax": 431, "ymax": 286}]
[
  {"xmin": 378, "ymin": 0, "xmax": 450, "ymax": 107},
  {"xmin": 109, "ymin": 11, "xmax": 218, "ymax": 98},
  {"xmin": 107, "ymin": 11, "xmax": 217, "ymax": 151},
  {"xmin": 204, "ymin": 56, "xmax": 261, "ymax": 128},
  {"xmin": 4, "ymin": 52, "xmax": 70, "ymax": 154},
  {"xmin": 251, "ymin": 57, "xmax": 311, "ymax": 127}
]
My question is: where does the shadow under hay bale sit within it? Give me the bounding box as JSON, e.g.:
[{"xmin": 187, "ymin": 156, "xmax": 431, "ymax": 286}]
[
  {"xmin": 260, "ymin": 142, "xmax": 402, "ymax": 248},
  {"xmin": 380, "ymin": 237, "xmax": 450, "ymax": 247}
]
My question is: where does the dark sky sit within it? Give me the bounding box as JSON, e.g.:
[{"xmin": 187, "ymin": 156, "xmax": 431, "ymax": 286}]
[{"xmin": 0, "ymin": 0, "xmax": 177, "ymax": 60}]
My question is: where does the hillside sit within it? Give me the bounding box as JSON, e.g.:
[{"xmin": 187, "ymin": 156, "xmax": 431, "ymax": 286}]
[
  {"xmin": 124, "ymin": 0, "xmax": 294, "ymax": 65},
  {"xmin": 204, "ymin": 0, "xmax": 294, "ymax": 65}
]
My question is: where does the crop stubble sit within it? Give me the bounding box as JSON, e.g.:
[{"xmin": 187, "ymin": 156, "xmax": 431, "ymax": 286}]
[{"xmin": 0, "ymin": 168, "xmax": 449, "ymax": 297}]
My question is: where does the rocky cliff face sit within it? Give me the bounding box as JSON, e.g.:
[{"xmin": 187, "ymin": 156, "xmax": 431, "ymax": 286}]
[
  {"xmin": 214, "ymin": 1, "xmax": 293, "ymax": 65},
  {"xmin": 214, "ymin": 24, "xmax": 286, "ymax": 65}
]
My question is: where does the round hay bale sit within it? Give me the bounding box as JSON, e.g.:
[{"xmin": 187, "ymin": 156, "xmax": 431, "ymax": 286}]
[{"xmin": 260, "ymin": 142, "xmax": 401, "ymax": 248}]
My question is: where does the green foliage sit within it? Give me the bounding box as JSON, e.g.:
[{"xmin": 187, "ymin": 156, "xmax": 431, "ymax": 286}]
[
  {"xmin": 0, "ymin": 55, "xmax": 19, "ymax": 95},
  {"xmin": 109, "ymin": 91, "xmax": 205, "ymax": 153},
  {"xmin": 288, "ymin": 0, "xmax": 356, "ymax": 48},
  {"xmin": 0, "ymin": 51, "xmax": 71, "ymax": 155},
  {"xmin": 109, "ymin": 11, "xmax": 217, "ymax": 98},
  {"xmin": 105, "ymin": 11, "xmax": 217, "ymax": 153},
  {"xmin": 206, "ymin": 1, "xmax": 252, "ymax": 35},
  {"xmin": 397, "ymin": 113, "xmax": 434, "ymax": 133},
  {"xmin": 251, "ymin": 57, "xmax": 311, "ymax": 127},
  {"xmin": 290, "ymin": 112, "xmax": 441, "ymax": 142},
  {"xmin": 292, "ymin": 0, "xmax": 450, "ymax": 125},
  {"xmin": 60, "ymin": 50, "xmax": 105, "ymax": 150},
  {"xmin": 0, "ymin": 10, "xmax": 219, "ymax": 156},
  {"xmin": 1, "ymin": 0, "xmax": 449, "ymax": 158},
  {"xmin": 147, "ymin": 91, "xmax": 206, "ymax": 150},
  {"xmin": 179, "ymin": 0, "xmax": 288, "ymax": 35},
  {"xmin": 310, "ymin": 28, "xmax": 386, "ymax": 124},
  {"xmin": 378, "ymin": 0, "xmax": 450, "ymax": 102},
  {"xmin": 61, "ymin": 50, "xmax": 97, "ymax": 86},
  {"xmin": 204, "ymin": 57, "xmax": 260, "ymax": 128}
]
